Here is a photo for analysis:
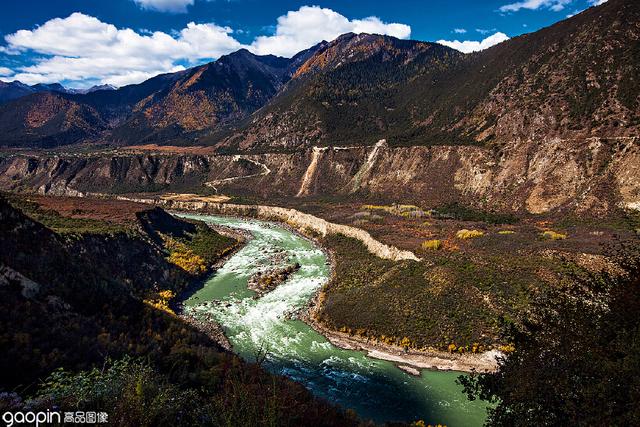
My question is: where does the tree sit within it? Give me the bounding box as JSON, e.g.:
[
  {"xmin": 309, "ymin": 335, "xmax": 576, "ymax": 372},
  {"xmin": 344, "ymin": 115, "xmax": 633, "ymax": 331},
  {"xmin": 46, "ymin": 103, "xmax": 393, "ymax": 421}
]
[{"xmin": 459, "ymin": 244, "xmax": 640, "ymax": 426}]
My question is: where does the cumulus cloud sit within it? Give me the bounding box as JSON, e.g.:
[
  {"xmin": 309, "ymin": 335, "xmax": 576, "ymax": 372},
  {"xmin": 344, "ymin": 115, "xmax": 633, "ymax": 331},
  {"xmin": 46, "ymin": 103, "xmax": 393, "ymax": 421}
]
[
  {"xmin": 133, "ymin": 0, "xmax": 194, "ymax": 13},
  {"xmin": 0, "ymin": 7, "xmax": 411, "ymax": 87},
  {"xmin": 499, "ymin": 0, "xmax": 572, "ymax": 12},
  {"xmin": 437, "ymin": 32, "xmax": 510, "ymax": 53},
  {"xmin": 249, "ymin": 6, "xmax": 411, "ymax": 57},
  {"xmin": 1, "ymin": 12, "xmax": 242, "ymax": 86},
  {"xmin": 0, "ymin": 67, "xmax": 13, "ymax": 76}
]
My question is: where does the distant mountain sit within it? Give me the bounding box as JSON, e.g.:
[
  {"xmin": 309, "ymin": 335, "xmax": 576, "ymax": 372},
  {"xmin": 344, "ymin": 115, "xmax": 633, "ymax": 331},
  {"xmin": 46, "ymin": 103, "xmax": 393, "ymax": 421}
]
[
  {"xmin": 0, "ymin": 0, "xmax": 637, "ymax": 149},
  {"xmin": 0, "ymin": 81, "xmax": 33, "ymax": 104},
  {"xmin": 67, "ymin": 84, "xmax": 117, "ymax": 95},
  {"xmin": 0, "ymin": 45, "xmax": 323, "ymax": 147},
  {"xmin": 0, "ymin": 81, "xmax": 69, "ymax": 104},
  {"xmin": 0, "ymin": 92, "xmax": 107, "ymax": 148}
]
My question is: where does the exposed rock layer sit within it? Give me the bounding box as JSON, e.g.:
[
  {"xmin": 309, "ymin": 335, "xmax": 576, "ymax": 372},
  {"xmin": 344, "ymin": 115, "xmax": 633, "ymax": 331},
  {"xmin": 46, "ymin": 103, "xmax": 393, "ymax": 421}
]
[{"xmin": 1, "ymin": 135, "xmax": 638, "ymax": 216}]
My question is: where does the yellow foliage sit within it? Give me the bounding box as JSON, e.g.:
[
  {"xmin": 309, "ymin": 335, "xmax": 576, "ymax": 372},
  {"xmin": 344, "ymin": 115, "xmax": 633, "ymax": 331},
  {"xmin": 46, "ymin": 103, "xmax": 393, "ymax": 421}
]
[
  {"xmin": 165, "ymin": 237, "xmax": 206, "ymax": 274},
  {"xmin": 158, "ymin": 290, "xmax": 175, "ymax": 300},
  {"xmin": 456, "ymin": 229, "xmax": 485, "ymax": 239},
  {"xmin": 144, "ymin": 289, "xmax": 176, "ymax": 315},
  {"xmin": 498, "ymin": 230, "xmax": 515, "ymax": 235},
  {"xmin": 400, "ymin": 336, "xmax": 412, "ymax": 348},
  {"xmin": 447, "ymin": 343, "xmax": 457, "ymax": 353},
  {"xmin": 541, "ymin": 230, "xmax": 568, "ymax": 240},
  {"xmin": 422, "ymin": 239, "xmax": 442, "ymax": 250},
  {"xmin": 499, "ymin": 343, "xmax": 516, "ymax": 353}
]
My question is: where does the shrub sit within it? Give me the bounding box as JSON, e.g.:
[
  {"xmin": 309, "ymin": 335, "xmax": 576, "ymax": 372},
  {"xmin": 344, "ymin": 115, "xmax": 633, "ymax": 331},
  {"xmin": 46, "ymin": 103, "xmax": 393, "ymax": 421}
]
[
  {"xmin": 144, "ymin": 289, "xmax": 175, "ymax": 315},
  {"xmin": 456, "ymin": 229, "xmax": 485, "ymax": 239},
  {"xmin": 422, "ymin": 239, "xmax": 443, "ymax": 250},
  {"xmin": 498, "ymin": 230, "xmax": 515, "ymax": 235},
  {"xmin": 541, "ymin": 230, "xmax": 568, "ymax": 240},
  {"xmin": 165, "ymin": 238, "xmax": 207, "ymax": 274}
]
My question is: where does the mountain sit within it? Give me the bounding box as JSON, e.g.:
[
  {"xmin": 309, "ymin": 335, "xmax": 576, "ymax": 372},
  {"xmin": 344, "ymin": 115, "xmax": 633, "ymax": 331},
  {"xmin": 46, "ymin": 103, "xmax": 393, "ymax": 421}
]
[
  {"xmin": 0, "ymin": 81, "xmax": 69, "ymax": 104},
  {"xmin": 220, "ymin": 0, "xmax": 639, "ymax": 151},
  {"xmin": 0, "ymin": 81, "xmax": 117, "ymax": 104},
  {"xmin": 0, "ymin": 92, "xmax": 107, "ymax": 148},
  {"xmin": 106, "ymin": 49, "xmax": 302, "ymax": 145},
  {"xmin": 215, "ymin": 33, "xmax": 465, "ymax": 151},
  {"xmin": 0, "ymin": 81, "xmax": 33, "ymax": 104},
  {"xmin": 0, "ymin": 48, "xmax": 320, "ymax": 147},
  {"xmin": 0, "ymin": 0, "xmax": 637, "ymax": 150},
  {"xmin": 67, "ymin": 84, "xmax": 117, "ymax": 95}
]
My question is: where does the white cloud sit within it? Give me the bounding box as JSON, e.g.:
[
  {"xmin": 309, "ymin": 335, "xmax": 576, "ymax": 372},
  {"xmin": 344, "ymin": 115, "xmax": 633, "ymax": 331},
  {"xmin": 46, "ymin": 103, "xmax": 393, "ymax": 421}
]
[
  {"xmin": 249, "ymin": 6, "xmax": 411, "ymax": 57},
  {"xmin": 0, "ymin": 7, "xmax": 411, "ymax": 87},
  {"xmin": 133, "ymin": 0, "xmax": 194, "ymax": 13},
  {"xmin": 1, "ymin": 13, "xmax": 242, "ymax": 87},
  {"xmin": 476, "ymin": 28, "xmax": 496, "ymax": 35},
  {"xmin": 0, "ymin": 67, "xmax": 13, "ymax": 76},
  {"xmin": 453, "ymin": 28, "xmax": 467, "ymax": 34},
  {"xmin": 499, "ymin": 0, "xmax": 572, "ymax": 13},
  {"xmin": 437, "ymin": 32, "xmax": 510, "ymax": 53}
]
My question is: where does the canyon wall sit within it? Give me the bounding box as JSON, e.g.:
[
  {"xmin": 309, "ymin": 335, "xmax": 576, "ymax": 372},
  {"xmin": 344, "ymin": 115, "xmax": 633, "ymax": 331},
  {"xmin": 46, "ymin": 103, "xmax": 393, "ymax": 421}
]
[{"xmin": 1, "ymin": 136, "xmax": 638, "ymax": 216}]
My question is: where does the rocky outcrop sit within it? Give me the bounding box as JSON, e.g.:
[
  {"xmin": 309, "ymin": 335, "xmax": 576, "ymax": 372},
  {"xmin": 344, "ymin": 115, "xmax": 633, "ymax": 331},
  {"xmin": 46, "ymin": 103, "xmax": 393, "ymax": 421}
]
[{"xmin": 1, "ymin": 135, "xmax": 639, "ymax": 216}]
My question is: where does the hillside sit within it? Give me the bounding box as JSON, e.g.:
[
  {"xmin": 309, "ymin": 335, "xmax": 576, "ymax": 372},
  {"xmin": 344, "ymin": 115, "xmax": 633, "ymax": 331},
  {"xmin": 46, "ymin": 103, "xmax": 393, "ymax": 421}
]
[
  {"xmin": 0, "ymin": 47, "xmax": 319, "ymax": 148},
  {"xmin": 0, "ymin": 92, "xmax": 108, "ymax": 148},
  {"xmin": 0, "ymin": 195, "xmax": 354, "ymax": 425},
  {"xmin": 220, "ymin": 0, "xmax": 639, "ymax": 151},
  {"xmin": 0, "ymin": 0, "xmax": 636, "ymax": 150}
]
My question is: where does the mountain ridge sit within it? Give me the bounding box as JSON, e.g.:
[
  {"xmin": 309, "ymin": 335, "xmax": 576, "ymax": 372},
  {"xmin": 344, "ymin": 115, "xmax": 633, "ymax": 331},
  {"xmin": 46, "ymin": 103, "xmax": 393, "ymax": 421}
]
[{"xmin": 0, "ymin": 0, "xmax": 637, "ymax": 150}]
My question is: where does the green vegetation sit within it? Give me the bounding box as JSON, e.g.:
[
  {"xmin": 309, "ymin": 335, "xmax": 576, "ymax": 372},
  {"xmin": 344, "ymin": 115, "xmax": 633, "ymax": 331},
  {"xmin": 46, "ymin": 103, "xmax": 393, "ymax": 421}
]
[
  {"xmin": 460, "ymin": 245, "xmax": 640, "ymax": 426},
  {"xmin": 422, "ymin": 240, "xmax": 443, "ymax": 250},
  {"xmin": 362, "ymin": 203, "xmax": 428, "ymax": 218},
  {"xmin": 137, "ymin": 207, "xmax": 237, "ymax": 274},
  {"xmin": 317, "ymin": 233, "xmax": 559, "ymax": 351},
  {"xmin": 5, "ymin": 196, "xmax": 131, "ymax": 235},
  {"xmin": 456, "ymin": 229, "xmax": 485, "ymax": 240},
  {"xmin": 433, "ymin": 203, "xmax": 518, "ymax": 225}
]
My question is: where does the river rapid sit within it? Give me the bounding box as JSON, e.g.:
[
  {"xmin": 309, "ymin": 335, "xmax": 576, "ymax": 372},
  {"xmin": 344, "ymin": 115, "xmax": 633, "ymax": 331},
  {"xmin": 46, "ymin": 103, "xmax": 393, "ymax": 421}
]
[{"xmin": 179, "ymin": 213, "xmax": 489, "ymax": 426}]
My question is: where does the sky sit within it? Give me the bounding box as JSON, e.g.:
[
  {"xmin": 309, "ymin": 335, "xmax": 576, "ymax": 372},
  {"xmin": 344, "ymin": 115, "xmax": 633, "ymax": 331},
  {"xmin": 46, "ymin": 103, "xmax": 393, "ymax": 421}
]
[{"xmin": 0, "ymin": 0, "xmax": 608, "ymax": 88}]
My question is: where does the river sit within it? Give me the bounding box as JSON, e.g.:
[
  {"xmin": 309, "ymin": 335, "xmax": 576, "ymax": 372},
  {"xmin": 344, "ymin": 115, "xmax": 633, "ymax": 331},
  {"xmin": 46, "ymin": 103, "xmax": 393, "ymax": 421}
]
[{"xmin": 179, "ymin": 213, "xmax": 489, "ymax": 426}]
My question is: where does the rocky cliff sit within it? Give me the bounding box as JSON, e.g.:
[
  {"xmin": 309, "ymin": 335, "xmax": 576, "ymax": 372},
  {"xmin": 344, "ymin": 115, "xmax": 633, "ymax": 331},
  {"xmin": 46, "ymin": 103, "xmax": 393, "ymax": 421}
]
[{"xmin": 1, "ymin": 134, "xmax": 638, "ymax": 215}]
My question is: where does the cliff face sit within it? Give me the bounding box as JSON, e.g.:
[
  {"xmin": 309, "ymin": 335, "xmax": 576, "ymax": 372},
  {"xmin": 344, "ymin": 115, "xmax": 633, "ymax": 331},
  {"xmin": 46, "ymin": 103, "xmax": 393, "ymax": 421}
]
[{"xmin": 2, "ymin": 134, "xmax": 638, "ymax": 215}]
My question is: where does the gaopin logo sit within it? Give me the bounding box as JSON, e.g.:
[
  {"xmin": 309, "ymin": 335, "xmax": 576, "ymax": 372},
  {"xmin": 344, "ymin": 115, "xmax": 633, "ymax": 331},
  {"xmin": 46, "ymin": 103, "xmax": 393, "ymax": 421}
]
[{"xmin": 2, "ymin": 410, "xmax": 61, "ymax": 427}]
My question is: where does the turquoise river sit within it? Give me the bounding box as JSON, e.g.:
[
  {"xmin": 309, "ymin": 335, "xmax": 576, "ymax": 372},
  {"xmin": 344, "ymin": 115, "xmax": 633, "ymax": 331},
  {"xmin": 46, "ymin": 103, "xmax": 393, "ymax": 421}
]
[{"xmin": 179, "ymin": 213, "xmax": 489, "ymax": 426}]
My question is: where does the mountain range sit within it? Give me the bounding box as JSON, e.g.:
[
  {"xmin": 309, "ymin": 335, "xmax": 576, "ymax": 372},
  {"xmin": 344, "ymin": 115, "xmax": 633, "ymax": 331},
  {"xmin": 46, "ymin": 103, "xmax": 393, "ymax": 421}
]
[
  {"xmin": 0, "ymin": 0, "xmax": 637, "ymax": 151},
  {"xmin": 0, "ymin": 80, "xmax": 115, "ymax": 103}
]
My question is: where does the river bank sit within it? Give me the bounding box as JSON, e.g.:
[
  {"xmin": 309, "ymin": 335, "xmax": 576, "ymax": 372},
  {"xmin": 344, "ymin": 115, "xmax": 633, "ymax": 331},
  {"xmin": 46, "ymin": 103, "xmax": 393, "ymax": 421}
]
[{"xmin": 301, "ymin": 296, "xmax": 500, "ymax": 373}]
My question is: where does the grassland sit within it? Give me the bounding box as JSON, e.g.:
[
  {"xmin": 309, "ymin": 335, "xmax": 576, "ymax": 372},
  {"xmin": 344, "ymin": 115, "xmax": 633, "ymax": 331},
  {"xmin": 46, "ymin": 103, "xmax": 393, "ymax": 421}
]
[{"xmin": 295, "ymin": 199, "xmax": 637, "ymax": 354}]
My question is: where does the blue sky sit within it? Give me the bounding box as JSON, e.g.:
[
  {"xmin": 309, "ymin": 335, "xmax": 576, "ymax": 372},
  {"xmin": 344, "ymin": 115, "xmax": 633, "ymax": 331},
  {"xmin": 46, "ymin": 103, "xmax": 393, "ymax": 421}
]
[{"xmin": 0, "ymin": 0, "xmax": 607, "ymax": 88}]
